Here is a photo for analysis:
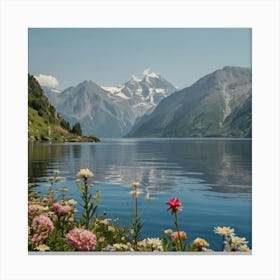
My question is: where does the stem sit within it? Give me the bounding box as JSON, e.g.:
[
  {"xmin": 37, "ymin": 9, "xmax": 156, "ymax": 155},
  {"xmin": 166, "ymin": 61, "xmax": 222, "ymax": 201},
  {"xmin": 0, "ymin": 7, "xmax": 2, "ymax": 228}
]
[
  {"xmin": 135, "ymin": 196, "xmax": 138, "ymax": 221},
  {"xmin": 84, "ymin": 177, "xmax": 90, "ymax": 229},
  {"xmin": 174, "ymin": 211, "xmax": 183, "ymax": 251},
  {"xmin": 57, "ymin": 215, "xmax": 63, "ymax": 235},
  {"xmin": 222, "ymin": 235, "xmax": 226, "ymax": 251},
  {"xmin": 134, "ymin": 196, "xmax": 138, "ymax": 250}
]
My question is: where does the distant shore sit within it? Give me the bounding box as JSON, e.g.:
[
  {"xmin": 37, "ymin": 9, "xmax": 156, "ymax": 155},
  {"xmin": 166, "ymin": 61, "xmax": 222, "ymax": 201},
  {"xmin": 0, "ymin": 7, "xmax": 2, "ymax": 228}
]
[{"xmin": 28, "ymin": 135, "xmax": 101, "ymax": 143}]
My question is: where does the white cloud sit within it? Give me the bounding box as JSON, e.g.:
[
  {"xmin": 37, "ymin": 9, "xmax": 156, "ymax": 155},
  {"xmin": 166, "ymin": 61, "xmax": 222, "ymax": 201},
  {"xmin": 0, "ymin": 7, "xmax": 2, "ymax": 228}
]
[{"xmin": 34, "ymin": 74, "xmax": 59, "ymax": 88}]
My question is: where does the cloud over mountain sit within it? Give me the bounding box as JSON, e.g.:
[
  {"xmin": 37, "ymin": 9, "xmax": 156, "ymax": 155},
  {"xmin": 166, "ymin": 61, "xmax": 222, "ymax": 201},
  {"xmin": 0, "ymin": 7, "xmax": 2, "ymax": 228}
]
[{"xmin": 35, "ymin": 74, "xmax": 59, "ymax": 88}]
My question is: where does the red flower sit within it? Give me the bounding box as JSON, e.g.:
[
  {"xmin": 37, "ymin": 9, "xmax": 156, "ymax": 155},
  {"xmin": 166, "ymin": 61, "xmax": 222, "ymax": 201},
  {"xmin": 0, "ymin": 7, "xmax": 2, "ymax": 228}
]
[{"xmin": 166, "ymin": 197, "xmax": 182, "ymax": 214}]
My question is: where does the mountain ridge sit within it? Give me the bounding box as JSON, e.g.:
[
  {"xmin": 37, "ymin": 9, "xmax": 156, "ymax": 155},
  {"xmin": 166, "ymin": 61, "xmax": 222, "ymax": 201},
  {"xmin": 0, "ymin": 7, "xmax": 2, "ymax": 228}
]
[
  {"xmin": 42, "ymin": 70, "xmax": 177, "ymax": 137},
  {"xmin": 125, "ymin": 66, "xmax": 252, "ymax": 138}
]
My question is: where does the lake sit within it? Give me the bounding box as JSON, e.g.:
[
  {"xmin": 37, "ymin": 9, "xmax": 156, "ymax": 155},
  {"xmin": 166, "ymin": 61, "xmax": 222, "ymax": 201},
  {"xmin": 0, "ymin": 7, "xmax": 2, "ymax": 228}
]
[{"xmin": 28, "ymin": 138, "xmax": 252, "ymax": 251}]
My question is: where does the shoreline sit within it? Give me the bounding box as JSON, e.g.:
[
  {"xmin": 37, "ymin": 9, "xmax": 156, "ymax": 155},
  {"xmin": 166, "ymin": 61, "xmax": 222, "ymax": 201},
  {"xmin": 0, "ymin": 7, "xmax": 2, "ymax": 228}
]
[{"xmin": 28, "ymin": 136, "xmax": 101, "ymax": 143}]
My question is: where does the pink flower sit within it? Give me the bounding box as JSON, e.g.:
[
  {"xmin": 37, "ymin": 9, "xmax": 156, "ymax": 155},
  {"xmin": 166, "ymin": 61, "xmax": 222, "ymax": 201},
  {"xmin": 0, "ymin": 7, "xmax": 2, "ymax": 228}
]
[
  {"xmin": 32, "ymin": 214, "xmax": 54, "ymax": 233},
  {"xmin": 31, "ymin": 214, "xmax": 54, "ymax": 243},
  {"xmin": 57, "ymin": 205, "xmax": 71, "ymax": 216},
  {"xmin": 66, "ymin": 228, "xmax": 96, "ymax": 251},
  {"xmin": 171, "ymin": 231, "xmax": 187, "ymax": 241},
  {"xmin": 166, "ymin": 197, "xmax": 182, "ymax": 214},
  {"xmin": 31, "ymin": 233, "xmax": 46, "ymax": 243},
  {"xmin": 51, "ymin": 203, "xmax": 61, "ymax": 212},
  {"xmin": 51, "ymin": 203, "xmax": 71, "ymax": 216},
  {"xmin": 28, "ymin": 204, "xmax": 39, "ymax": 214}
]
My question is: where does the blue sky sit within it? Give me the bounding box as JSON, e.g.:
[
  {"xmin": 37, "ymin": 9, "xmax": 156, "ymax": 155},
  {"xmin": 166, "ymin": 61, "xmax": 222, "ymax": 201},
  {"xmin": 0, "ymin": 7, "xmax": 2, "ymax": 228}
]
[{"xmin": 28, "ymin": 28, "xmax": 251, "ymax": 90}]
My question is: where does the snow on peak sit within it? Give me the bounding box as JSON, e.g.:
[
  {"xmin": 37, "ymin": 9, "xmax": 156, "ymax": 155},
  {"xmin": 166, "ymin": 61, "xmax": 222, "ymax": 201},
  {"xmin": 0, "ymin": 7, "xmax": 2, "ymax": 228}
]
[
  {"xmin": 115, "ymin": 92, "xmax": 130, "ymax": 99},
  {"xmin": 101, "ymin": 86, "xmax": 120, "ymax": 93},
  {"xmin": 143, "ymin": 69, "xmax": 152, "ymax": 76},
  {"xmin": 51, "ymin": 88, "xmax": 62, "ymax": 94},
  {"xmin": 131, "ymin": 75, "xmax": 141, "ymax": 82},
  {"xmin": 143, "ymin": 69, "xmax": 159, "ymax": 79}
]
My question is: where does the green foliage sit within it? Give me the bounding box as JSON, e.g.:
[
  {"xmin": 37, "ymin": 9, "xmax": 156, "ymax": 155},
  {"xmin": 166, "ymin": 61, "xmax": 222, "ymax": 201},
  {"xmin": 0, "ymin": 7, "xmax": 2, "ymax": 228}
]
[
  {"xmin": 71, "ymin": 122, "xmax": 83, "ymax": 136},
  {"xmin": 28, "ymin": 169, "xmax": 250, "ymax": 252},
  {"xmin": 79, "ymin": 181, "xmax": 99, "ymax": 229},
  {"xmin": 130, "ymin": 215, "xmax": 144, "ymax": 250},
  {"xmin": 28, "ymin": 74, "xmax": 99, "ymax": 142},
  {"xmin": 60, "ymin": 119, "xmax": 71, "ymax": 131},
  {"xmin": 87, "ymin": 135, "xmax": 101, "ymax": 142}
]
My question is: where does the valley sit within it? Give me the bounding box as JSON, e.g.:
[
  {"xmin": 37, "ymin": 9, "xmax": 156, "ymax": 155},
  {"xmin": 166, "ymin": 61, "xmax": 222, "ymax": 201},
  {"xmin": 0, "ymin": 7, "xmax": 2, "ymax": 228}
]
[{"xmin": 34, "ymin": 66, "xmax": 252, "ymax": 139}]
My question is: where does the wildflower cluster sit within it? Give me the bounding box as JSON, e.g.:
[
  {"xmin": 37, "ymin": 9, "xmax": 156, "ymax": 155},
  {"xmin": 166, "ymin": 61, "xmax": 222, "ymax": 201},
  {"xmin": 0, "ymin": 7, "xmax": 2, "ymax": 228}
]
[
  {"xmin": 162, "ymin": 228, "xmax": 187, "ymax": 251},
  {"xmin": 102, "ymin": 238, "xmax": 163, "ymax": 252},
  {"xmin": 137, "ymin": 238, "xmax": 163, "ymax": 252},
  {"xmin": 66, "ymin": 228, "xmax": 96, "ymax": 251},
  {"xmin": 30, "ymin": 214, "xmax": 54, "ymax": 244},
  {"xmin": 28, "ymin": 169, "xmax": 251, "ymax": 252},
  {"xmin": 214, "ymin": 226, "xmax": 250, "ymax": 252},
  {"xmin": 52, "ymin": 203, "xmax": 72, "ymax": 217}
]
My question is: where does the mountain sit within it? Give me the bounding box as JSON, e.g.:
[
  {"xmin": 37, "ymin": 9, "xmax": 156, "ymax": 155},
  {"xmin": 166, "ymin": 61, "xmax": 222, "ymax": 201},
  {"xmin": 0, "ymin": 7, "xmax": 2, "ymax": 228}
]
[
  {"xmin": 102, "ymin": 69, "xmax": 177, "ymax": 118},
  {"xmin": 28, "ymin": 74, "xmax": 99, "ymax": 142},
  {"xmin": 47, "ymin": 80, "xmax": 135, "ymax": 137},
  {"xmin": 126, "ymin": 66, "xmax": 252, "ymax": 138},
  {"xmin": 43, "ymin": 70, "xmax": 176, "ymax": 137},
  {"xmin": 41, "ymin": 86, "xmax": 62, "ymax": 105}
]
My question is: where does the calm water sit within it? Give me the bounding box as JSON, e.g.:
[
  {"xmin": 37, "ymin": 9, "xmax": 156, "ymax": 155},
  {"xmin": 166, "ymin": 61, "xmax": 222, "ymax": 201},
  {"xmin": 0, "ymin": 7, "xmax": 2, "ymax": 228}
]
[{"xmin": 28, "ymin": 138, "xmax": 252, "ymax": 251}]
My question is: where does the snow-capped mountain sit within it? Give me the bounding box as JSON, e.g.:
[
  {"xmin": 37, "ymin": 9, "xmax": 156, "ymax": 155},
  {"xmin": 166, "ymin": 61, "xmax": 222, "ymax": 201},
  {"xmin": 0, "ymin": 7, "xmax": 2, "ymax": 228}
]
[
  {"xmin": 126, "ymin": 66, "xmax": 252, "ymax": 138},
  {"xmin": 40, "ymin": 70, "xmax": 176, "ymax": 137},
  {"xmin": 102, "ymin": 69, "xmax": 176, "ymax": 118}
]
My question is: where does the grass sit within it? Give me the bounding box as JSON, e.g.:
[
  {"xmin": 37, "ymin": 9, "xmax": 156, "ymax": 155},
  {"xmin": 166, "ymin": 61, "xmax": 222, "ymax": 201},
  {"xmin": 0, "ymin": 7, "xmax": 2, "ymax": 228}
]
[{"xmin": 28, "ymin": 107, "xmax": 100, "ymax": 142}]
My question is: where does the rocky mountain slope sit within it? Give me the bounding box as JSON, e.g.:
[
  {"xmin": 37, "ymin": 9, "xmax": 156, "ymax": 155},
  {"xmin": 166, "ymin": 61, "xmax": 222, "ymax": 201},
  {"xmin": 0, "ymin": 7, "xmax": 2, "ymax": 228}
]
[
  {"xmin": 102, "ymin": 69, "xmax": 177, "ymax": 118},
  {"xmin": 43, "ymin": 70, "xmax": 176, "ymax": 137},
  {"xmin": 126, "ymin": 66, "xmax": 252, "ymax": 138}
]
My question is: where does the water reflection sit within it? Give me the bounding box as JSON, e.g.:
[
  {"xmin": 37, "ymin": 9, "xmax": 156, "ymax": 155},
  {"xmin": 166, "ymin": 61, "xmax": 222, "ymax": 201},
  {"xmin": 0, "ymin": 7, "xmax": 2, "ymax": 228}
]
[
  {"xmin": 28, "ymin": 139, "xmax": 252, "ymax": 249},
  {"xmin": 28, "ymin": 139, "xmax": 251, "ymax": 196},
  {"xmin": 28, "ymin": 142, "xmax": 66, "ymax": 182}
]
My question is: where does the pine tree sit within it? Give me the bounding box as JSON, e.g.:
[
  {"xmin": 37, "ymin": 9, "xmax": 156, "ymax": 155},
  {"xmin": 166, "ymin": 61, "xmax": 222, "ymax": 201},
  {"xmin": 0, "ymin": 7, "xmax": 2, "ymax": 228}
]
[{"xmin": 71, "ymin": 122, "xmax": 83, "ymax": 136}]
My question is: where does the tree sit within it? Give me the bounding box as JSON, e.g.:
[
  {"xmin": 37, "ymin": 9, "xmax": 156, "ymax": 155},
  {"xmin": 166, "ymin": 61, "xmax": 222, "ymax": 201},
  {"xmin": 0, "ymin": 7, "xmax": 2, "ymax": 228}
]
[
  {"xmin": 60, "ymin": 119, "xmax": 71, "ymax": 131},
  {"xmin": 71, "ymin": 122, "xmax": 82, "ymax": 136}
]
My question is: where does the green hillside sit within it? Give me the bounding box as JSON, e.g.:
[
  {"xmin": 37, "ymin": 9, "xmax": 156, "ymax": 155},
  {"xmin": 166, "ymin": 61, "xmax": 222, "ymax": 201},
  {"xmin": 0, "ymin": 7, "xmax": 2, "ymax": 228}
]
[{"xmin": 28, "ymin": 74, "xmax": 100, "ymax": 142}]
